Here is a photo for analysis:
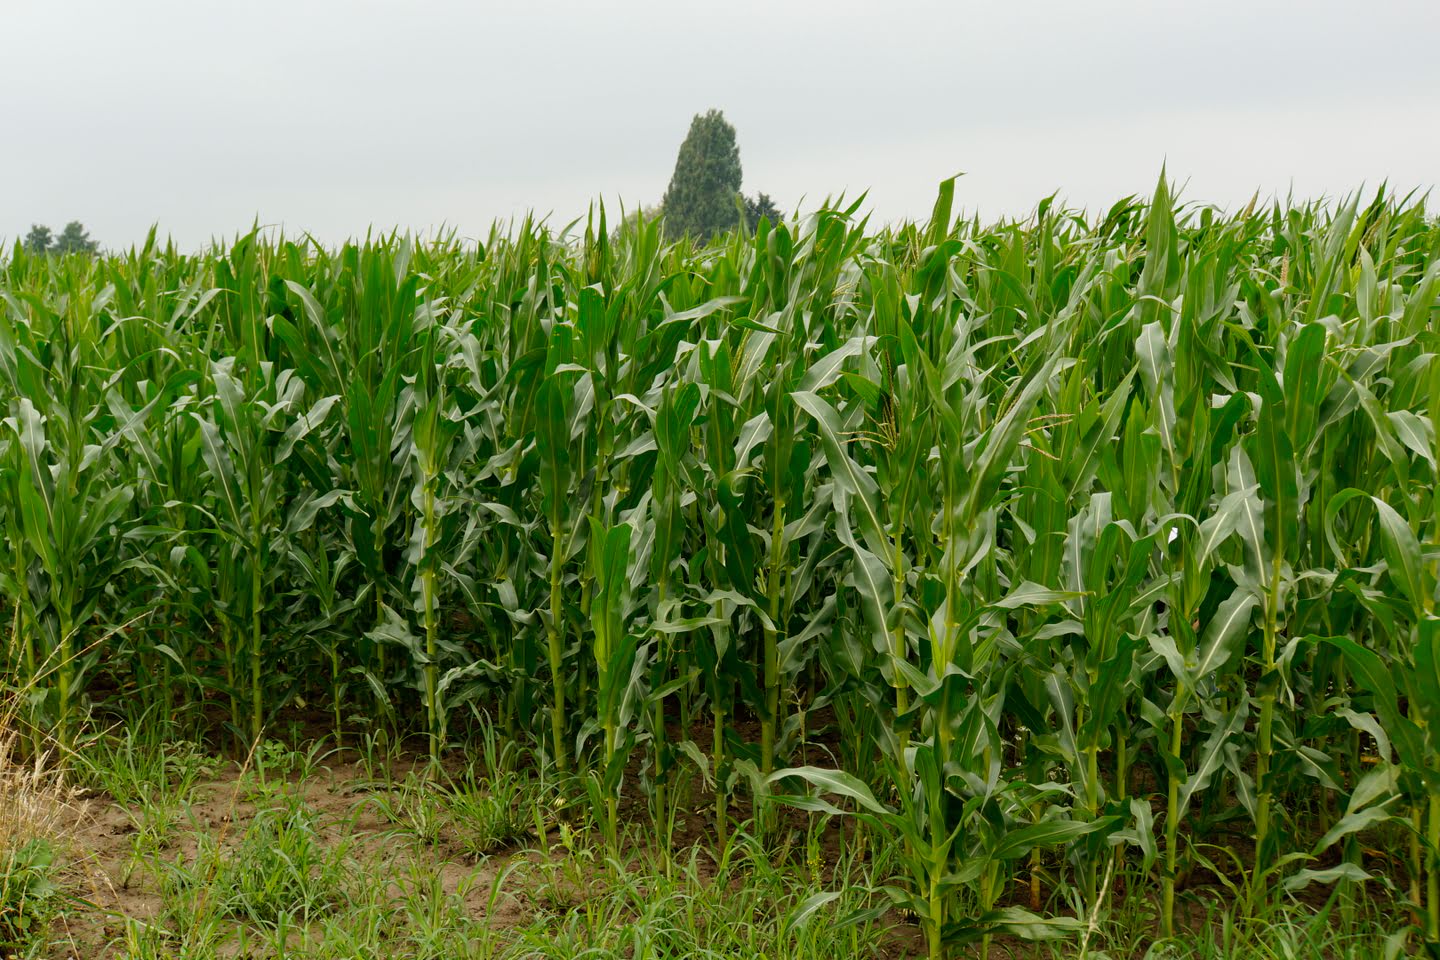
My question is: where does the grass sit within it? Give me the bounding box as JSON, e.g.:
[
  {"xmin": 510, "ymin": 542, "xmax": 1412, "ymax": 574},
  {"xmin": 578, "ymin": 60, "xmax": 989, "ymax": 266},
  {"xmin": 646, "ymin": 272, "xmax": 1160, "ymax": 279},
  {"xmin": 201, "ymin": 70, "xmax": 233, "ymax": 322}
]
[
  {"xmin": 73, "ymin": 725, "xmax": 216, "ymax": 878},
  {"xmin": 162, "ymin": 799, "xmax": 351, "ymax": 929},
  {"xmin": 38, "ymin": 722, "xmax": 900, "ymax": 959},
  {"xmin": 369, "ymin": 764, "xmax": 537, "ymax": 861},
  {"xmin": 1, "ymin": 839, "xmax": 60, "ymax": 957},
  {"xmin": 0, "ymin": 695, "xmax": 82, "ymax": 958},
  {"xmin": 0, "ymin": 719, "xmax": 1409, "ymax": 960}
]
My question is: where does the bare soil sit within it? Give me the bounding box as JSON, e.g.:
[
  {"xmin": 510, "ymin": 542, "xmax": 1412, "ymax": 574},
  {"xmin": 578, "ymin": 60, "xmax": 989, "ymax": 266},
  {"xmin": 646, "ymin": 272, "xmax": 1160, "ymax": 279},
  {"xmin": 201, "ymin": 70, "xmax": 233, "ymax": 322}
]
[{"xmin": 44, "ymin": 758, "xmax": 533, "ymax": 958}]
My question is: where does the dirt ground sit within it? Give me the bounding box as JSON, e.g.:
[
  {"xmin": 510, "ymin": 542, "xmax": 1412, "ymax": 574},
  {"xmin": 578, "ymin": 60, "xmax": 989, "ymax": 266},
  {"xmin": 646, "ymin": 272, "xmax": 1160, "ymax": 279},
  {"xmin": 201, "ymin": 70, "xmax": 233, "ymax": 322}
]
[
  {"xmin": 34, "ymin": 747, "xmax": 924, "ymax": 960},
  {"xmin": 44, "ymin": 759, "xmax": 517, "ymax": 958}
]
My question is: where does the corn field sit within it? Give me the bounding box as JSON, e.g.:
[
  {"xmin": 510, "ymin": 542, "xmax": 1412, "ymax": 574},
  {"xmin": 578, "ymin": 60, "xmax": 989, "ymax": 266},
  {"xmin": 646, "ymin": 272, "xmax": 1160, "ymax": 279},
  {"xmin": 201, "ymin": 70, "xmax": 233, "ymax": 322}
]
[{"xmin": 2, "ymin": 178, "xmax": 1438, "ymax": 955}]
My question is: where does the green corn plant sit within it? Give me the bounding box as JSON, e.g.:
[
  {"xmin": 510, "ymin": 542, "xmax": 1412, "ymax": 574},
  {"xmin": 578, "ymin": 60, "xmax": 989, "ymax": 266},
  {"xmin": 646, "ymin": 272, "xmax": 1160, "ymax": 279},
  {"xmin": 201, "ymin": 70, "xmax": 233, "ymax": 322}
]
[
  {"xmin": 97, "ymin": 253, "xmax": 216, "ymax": 728},
  {"xmin": 275, "ymin": 247, "xmax": 424, "ymax": 723},
  {"xmin": 1322, "ymin": 487, "xmax": 1439, "ymax": 940},
  {"xmin": 647, "ymin": 381, "xmax": 702, "ymax": 821},
  {"xmin": 583, "ymin": 516, "xmax": 645, "ymax": 845},
  {"xmin": 289, "ymin": 526, "xmax": 357, "ymax": 746},
  {"xmin": 690, "ymin": 332, "xmax": 765, "ymax": 835},
  {"xmin": 194, "ymin": 355, "xmax": 336, "ymax": 744},
  {"xmin": 0, "ymin": 414, "xmax": 40, "ymax": 753},
  {"xmin": 1043, "ymin": 493, "xmax": 1160, "ymax": 906},
  {"xmin": 1235, "ymin": 325, "xmax": 1318, "ymax": 890},
  {"xmin": 534, "ymin": 371, "xmax": 579, "ymax": 772},
  {"xmin": 0, "ymin": 288, "xmax": 169, "ymax": 751},
  {"xmin": 403, "ymin": 305, "xmax": 494, "ymax": 763},
  {"xmin": 1011, "ymin": 354, "xmax": 1136, "ymax": 907},
  {"xmin": 774, "ymin": 709, "xmax": 1114, "ymax": 960},
  {"xmin": 409, "ymin": 323, "xmax": 455, "ymax": 762}
]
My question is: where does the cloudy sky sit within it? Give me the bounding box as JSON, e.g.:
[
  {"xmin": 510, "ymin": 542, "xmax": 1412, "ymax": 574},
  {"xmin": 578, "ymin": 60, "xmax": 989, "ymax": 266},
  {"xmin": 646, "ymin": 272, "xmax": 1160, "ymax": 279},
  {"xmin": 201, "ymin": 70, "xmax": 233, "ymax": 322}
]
[{"xmin": 5, "ymin": 0, "xmax": 1438, "ymax": 248}]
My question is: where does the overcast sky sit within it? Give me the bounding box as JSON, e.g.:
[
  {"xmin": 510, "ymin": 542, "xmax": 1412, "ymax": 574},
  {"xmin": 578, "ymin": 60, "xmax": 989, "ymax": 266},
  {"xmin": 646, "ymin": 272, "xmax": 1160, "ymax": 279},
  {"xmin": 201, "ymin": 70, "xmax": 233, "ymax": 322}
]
[{"xmin": 5, "ymin": 1, "xmax": 1438, "ymax": 249}]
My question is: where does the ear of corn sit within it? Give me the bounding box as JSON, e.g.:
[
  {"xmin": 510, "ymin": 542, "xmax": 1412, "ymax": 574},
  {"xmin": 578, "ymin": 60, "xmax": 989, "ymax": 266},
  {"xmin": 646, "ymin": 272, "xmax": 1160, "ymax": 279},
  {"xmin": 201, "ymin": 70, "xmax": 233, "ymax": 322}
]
[{"xmin": 3, "ymin": 181, "xmax": 1439, "ymax": 951}]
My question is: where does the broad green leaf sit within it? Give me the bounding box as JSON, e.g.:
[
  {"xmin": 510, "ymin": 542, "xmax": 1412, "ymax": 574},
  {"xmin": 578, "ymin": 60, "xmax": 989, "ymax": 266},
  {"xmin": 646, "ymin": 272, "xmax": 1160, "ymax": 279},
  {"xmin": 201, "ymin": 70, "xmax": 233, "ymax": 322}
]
[
  {"xmin": 1194, "ymin": 588, "xmax": 1257, "ymax": 679},
  {"xmin": 769, "ymin": 766, "xmax": 889, "ymax": 815}
]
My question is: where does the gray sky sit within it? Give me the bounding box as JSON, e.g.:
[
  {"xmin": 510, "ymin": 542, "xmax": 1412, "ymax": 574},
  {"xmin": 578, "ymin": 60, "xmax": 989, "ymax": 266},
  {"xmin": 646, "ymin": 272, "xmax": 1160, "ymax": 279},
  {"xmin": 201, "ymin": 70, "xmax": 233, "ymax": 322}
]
[{"xmin": 5, "ymin": 0, "xmax": 1438, "ymax": 249}]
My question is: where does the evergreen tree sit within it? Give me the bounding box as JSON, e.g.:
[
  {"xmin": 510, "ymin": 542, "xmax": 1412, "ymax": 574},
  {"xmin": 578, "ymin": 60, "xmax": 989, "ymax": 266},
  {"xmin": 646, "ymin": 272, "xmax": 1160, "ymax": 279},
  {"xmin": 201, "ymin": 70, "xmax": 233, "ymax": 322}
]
[{"xmin": 660, "ymin": 110, "xmax": 744, "ymax": 241}]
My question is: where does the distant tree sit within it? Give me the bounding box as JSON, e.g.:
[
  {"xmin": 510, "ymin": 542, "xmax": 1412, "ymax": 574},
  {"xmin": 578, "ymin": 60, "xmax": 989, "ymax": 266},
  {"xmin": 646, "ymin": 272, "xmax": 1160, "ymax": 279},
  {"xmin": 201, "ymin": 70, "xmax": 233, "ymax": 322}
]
[
  {"xmin": 744, "ymin": 192, "xmax": 781, "ymax": 231},
  {"xmin": 51, "ymin": 221, "xmax": 98, "ymax": 255},
  {"xmin": 661, "ymin": 110, "xmax": 745, "ymax": 241},
  {"xmin": 23, "ymin": 224, "xmax": 53, "ymax": 254}
]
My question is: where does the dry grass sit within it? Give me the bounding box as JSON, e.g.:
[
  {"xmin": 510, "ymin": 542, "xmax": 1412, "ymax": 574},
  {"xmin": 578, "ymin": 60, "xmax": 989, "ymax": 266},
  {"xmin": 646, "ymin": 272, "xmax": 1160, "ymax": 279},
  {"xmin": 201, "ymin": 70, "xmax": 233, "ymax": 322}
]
[{"xmin": 0, "ymin": 696, "xmax": 84, "ymax": 857}]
